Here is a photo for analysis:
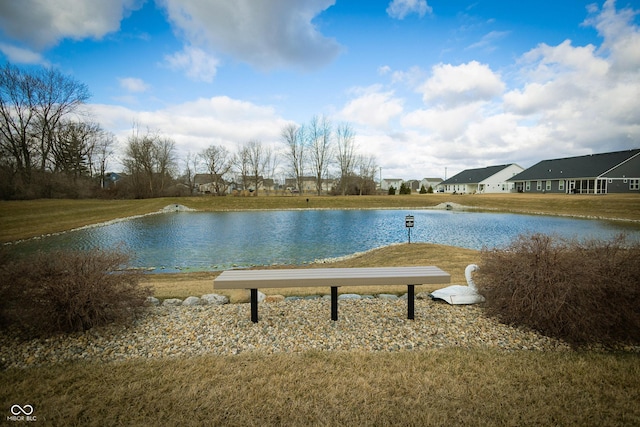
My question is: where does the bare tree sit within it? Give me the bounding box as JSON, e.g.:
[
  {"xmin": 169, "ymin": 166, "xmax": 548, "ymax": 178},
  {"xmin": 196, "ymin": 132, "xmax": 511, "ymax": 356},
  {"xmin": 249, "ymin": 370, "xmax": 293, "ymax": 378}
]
[
  {"xmin": 281, "ymin": 122, "xmax": 305, "ymax": 194},
  {"xmin": 234, "ymin": 145, "xmax": 252, "ymax": 192},
  {"xmin": 122, "ymin": 126, "xmax": 176, "ymax": 198},
  {"xmin": 93, "ymin": 130, "xmax": 115, "ymax": 189},
  {"xmin": 181, "ymin": 151, "xmax": 199, "ymax": 194},
  {"xmin": 246, "ymin": 140, "xmax": 271, "ymax": 196},
  {"xmin": 0, "ymin": 63, "xmax": 91, "ymax": 197},
  {"xmin": 200, "ymin": 144, "xmax": 233, "ymax": 196},
  {"xmin": 0, "ymin": 63, "xmax": 38, "ymax": 185},
  {"xmin": 335, "ymin": 122, "xmax": 357, "ymax": 195},
  {"xmin": 155, "ymin": 136, "xmax": 176, "ymax": 194},
  {"xmin": 308, "ymin": 115, "xmax": 332, "ymax": 196},
  {"xmin": 33, "ymin": 67, "xmax": 90, "ymax": 173},
  {"xmin": 356, "ymin": 153, "xmax": 378, "ymax": 195}
]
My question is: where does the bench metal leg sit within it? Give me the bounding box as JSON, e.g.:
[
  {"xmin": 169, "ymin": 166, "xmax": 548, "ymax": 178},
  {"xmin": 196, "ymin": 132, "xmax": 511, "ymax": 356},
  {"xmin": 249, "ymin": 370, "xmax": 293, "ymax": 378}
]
[
  {"xmin": 407, "ymin": 284, "xmax": 415, "ymax": 320},
  {"xmin": 331, "ymin": 286, "xmax": 338, "ymax": 321},
  {"xmin": 250, "ymin": 289, "xmax": 258, "ymax": 323}
]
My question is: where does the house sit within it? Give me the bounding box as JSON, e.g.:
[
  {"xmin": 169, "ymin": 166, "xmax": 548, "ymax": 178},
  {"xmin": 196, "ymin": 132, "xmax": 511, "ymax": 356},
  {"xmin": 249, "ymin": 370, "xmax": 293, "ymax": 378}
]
[
  {"xmin": 381, "ymin": 178, "xmax": 404, "ymax": 191},
  {"xmin": 284, "ymin": 176, "xmax": 335, "ymax": 193},
  {"xmin": 405, "ymin": 179, "xmax": 421, "ymax": 192},
  {"xmin": 508, "ymin": 149, "xmax": 640, "ymax": 194},
  {"xmin": 420, "ymin": 178, "xmax": 443, "ymax": 192},
  {"xmin": 194, "ymin": 173, "xmax": 231, "ymax": 195},
  {"xmin": 103, "ymin": 172, "xmax": 123, "ymax": 189},
  {"xmin": 438, "ymin": 164, "xmax": 524, "ymax": 194}
]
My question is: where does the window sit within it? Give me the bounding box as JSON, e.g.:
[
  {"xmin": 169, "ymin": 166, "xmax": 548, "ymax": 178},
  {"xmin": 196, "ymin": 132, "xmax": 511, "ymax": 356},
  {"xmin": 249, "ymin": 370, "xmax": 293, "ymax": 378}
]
[
  {"xmin": 537, "ymin": 181, "xmax": 542, "ymax": 191},
  {"xmin": 526, "ymin": 181, "xmax": 531, "ymax": 191},
  {"xmin": 546, "ymin": 181, "xmax": 552, "ymax": 191},
  {"xmin": 630, "ymin": 179, "xmax": 639, "ymax": 191},
  {"xmin": 559, "ymin": 180, "xmax": 564, "ymax": 191}
]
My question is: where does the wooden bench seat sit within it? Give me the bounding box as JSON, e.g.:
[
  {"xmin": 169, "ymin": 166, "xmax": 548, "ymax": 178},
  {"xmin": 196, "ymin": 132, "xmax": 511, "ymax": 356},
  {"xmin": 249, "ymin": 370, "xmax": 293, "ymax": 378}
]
[{"xmin": 213, "ymin": 266, "xmax": 450, "ymax": 322}]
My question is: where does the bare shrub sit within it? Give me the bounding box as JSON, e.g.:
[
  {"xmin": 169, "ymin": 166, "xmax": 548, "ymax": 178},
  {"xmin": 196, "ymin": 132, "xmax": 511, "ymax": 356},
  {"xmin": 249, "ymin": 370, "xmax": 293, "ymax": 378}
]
[
  {"xmin": 475, "ymin": 233, "xmax": 640, "ymax": 347},
  {"xmin": 0, "ymin": 249, "xmax": 151, "ymax": 337}
]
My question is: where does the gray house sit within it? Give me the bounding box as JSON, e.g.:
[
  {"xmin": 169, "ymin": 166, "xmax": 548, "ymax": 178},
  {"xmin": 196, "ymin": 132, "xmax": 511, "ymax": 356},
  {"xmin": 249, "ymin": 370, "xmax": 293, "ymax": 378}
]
[{"xmin": 508, "ymin": 149, "xmax": 640, "ymax": 194}]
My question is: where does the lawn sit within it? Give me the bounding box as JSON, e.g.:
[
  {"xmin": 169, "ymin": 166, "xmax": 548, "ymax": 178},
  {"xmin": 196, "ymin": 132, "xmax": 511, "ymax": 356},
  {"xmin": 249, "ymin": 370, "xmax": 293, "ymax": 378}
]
[{"xmin": 1, "ymin": 194, "xmax": 639, "ymax": 426}]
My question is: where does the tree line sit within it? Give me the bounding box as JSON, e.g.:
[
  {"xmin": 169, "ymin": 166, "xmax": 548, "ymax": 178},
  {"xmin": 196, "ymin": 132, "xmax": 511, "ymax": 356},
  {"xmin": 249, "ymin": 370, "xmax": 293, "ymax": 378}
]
[
  {"xmin": 0, "ymin": 63, "xmax": 115, "ymax": 199},
  {"xmin": 0, "ymin": 63, "xmax": 377, "ymax": 200}
]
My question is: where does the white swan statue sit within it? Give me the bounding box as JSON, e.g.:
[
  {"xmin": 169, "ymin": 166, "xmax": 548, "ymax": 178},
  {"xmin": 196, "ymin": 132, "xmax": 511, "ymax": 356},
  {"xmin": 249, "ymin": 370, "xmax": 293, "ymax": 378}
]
[{"xmin": 429, "ymin": 264, "xmax": 485, "ymax": 305}]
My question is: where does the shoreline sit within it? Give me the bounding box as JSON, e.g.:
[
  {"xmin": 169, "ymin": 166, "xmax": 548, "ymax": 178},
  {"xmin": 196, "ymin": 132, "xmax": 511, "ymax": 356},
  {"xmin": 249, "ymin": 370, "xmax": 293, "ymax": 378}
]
[{"xmin": 5, "ymin": 201, "xmax": 638, "ymax": 247}]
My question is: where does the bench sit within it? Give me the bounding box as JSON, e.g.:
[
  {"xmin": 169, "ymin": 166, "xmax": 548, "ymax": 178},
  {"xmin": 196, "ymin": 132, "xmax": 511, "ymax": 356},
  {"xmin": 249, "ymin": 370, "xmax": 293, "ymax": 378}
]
[{"xmin": 213, "ymin": 266, "xmax": 450, "ymax": 322}]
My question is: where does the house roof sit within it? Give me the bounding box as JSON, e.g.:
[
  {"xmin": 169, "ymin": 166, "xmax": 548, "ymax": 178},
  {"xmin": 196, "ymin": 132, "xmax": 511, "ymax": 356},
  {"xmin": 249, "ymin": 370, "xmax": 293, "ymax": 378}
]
[
  {"xmin": 508, "ymin": 149, "xmax": 640, "ymax": 181},
  {"xmin": 441, "ymin": 164, "xmax": 514, "ymax": 186}
]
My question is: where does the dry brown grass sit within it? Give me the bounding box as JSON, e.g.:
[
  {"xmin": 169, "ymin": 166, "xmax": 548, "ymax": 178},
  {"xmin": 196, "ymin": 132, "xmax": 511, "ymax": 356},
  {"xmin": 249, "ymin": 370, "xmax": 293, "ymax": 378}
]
[{"xmin": 2, "ymin": 350, "xmax": 638, "ymax": 426}]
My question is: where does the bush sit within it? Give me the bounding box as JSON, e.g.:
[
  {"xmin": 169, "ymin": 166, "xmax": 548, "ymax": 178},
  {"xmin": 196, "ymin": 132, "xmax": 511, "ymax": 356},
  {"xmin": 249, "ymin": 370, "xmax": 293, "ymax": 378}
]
[
  {"xmin": 0, "ymin": 249, "xmax": 151, "ymax": 337},
  {"xmin": 475, "ymin": 233, "xmax": 640, "ymax": 347}
]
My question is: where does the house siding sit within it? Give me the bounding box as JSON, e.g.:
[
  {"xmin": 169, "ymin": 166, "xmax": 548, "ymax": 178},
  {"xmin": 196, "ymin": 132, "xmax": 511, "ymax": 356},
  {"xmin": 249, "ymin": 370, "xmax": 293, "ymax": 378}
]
[{"xmin": 511, "ymin": 149, "xmax": 640, "ymax": 194}]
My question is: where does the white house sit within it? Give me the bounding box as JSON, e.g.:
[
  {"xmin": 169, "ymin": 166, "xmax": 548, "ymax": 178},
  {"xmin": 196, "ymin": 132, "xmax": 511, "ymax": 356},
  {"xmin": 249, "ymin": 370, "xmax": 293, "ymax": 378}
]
[
  {"xmin": 438, "ymin": 164, "xmax": 524, "ymax": 194},
  {"xmin": 380, "ymin": 178, "xmax": 404, "ymax": 191}
]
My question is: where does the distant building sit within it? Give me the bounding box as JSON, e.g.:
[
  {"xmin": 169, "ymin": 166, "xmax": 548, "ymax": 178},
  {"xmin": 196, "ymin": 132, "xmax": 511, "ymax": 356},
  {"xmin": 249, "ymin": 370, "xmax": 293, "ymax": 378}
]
[
  {"xmin": 421, "ymin": 178, "xmax": 443, "ymax": 192},
  {"xmin": 284, "ymin": 176, "xmax": 335, "ymax": 193},
  {"xmin": 438, "ymin": 164, "xmax": 524, "ymax": 194},
  {"xmin": 380, "ymin": 178, "xmax": 404, "ymax": 191},
  {"xmin": 509, "ymin": 149, "xmax": 640, "ymax": 194}
]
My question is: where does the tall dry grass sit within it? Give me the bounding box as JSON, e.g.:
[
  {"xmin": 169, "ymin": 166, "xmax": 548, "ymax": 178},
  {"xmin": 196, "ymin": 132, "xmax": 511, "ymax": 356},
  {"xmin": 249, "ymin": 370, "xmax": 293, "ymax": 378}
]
[{"xmin": 2, "ymin": 350, "xmax": 638, "ymax": 426}]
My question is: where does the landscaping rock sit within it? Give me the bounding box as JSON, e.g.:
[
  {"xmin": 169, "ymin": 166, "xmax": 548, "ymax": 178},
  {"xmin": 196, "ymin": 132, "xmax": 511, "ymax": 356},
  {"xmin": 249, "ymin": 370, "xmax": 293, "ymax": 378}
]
[
  {"xmin": 182, "ymin": 296, "xmax": 202, "ymax": 306},
  {"xmin": 145, "ymin": 296, "xmax": 160, "ymax": 306},
  {"xmin": 162, "ymin": 298, "xmax": 183, "ymax": 307},
  {"xmin": 338, "ymin": 294, "xmax": 362, "ymax": 300},
  {"xmin": 377, "ymin": 294, "xmax": 399, "ymax": 301},
  {"xmin": 201, "ymin": 294, "xmax": 230, "ymax": 305}
]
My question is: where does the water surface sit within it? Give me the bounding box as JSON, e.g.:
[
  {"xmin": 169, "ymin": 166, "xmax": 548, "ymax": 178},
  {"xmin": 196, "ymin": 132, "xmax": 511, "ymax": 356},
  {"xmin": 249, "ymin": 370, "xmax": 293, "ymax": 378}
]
[{"xmin": 9, "ymin": 209, "xmax": 639, "ymax": 272}]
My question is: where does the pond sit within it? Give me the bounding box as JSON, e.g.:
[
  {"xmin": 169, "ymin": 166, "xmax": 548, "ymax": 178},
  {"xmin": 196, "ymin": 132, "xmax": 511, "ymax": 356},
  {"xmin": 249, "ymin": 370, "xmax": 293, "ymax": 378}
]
[{"xmin": 8, "ymin": 209, "xmax": 640, "ymax": 272}]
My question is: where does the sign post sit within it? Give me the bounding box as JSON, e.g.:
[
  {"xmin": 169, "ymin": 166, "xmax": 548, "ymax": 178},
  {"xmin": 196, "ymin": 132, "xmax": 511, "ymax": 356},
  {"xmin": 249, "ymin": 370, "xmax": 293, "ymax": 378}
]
[{"xmin": 405, "ymin": 215, "xmax": 414, "ymax": 243}]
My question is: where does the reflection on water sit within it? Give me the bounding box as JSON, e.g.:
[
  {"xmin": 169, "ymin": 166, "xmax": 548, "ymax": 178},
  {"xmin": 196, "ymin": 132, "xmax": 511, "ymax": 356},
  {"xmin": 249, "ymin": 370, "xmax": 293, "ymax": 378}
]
[{"xmin": 8, "ymin": 210, "xmax": 640, "ymax": 272}]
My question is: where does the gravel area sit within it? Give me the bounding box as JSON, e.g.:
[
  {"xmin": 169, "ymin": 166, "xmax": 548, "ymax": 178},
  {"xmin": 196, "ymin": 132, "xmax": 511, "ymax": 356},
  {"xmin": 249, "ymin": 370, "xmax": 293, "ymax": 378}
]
[{"xmin": 0, "ymin": 298, "xmax": 576, "ymax": 369}]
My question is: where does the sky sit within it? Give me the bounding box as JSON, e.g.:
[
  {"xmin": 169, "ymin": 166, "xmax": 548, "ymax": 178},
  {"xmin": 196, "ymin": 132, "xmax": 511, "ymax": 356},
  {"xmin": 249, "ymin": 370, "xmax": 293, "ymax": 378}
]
[{"xmin": 0, "ymin": 0, "xmax": 639, "ymax": 180}]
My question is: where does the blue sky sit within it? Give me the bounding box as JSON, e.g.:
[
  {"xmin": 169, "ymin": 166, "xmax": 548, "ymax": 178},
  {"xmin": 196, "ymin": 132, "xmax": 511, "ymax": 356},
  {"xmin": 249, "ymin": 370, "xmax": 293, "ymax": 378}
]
[{"xmin": 1, "ymin": 0, "xmax": 639, "ymax": 180}]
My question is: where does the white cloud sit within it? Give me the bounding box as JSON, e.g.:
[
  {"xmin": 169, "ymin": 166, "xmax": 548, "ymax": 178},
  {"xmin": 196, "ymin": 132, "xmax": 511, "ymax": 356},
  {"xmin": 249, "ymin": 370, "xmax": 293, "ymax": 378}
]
[
  {"xmin": 340, "ymin": 86, "xmax": 404, "ymax": 128},
  {"xmin": 353, "ymin": 1, "xmax": 640, "ymax": 179},
  {"xmin": 164, "ymin": 46, "xmax": 220, "ymax": 82},
  {"xmin": 386, "ymin": 0, "xmax": 432, "ymax": 20},
  {"xmin": 466, "ymin": 30, "xmax": 510, "ymax": 51},
  {"xmin": 584, "ymin": 0, "xmax": 640, "ymax": 71},
  {"xmin": 0, "ymin": 42, "xmax": 47, "ymax": 65},
  {"xmin": 0, "ymin": 0, "xmax": 142, "ymax": 50},
  {"xmin": 119, "ymin": 77, "xmax": 150, "ymax": 93},
  {"xmin": 418, "ymin": 61, "xmax": 505, "ymax": 107},
  {"xmin": 402, "ymin": 102, "xmax": 484, "ymax": 139},
  {"xmin": 88, "ymin": 96, "xmax": 290, "ymax": 169},
  {"xmin": 158, "ymin": 0, "xmax": 342, "ymax": 71},
  {"xmin": 378, "ymin": 65, "xmax": 392, "ymax": 75}
]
